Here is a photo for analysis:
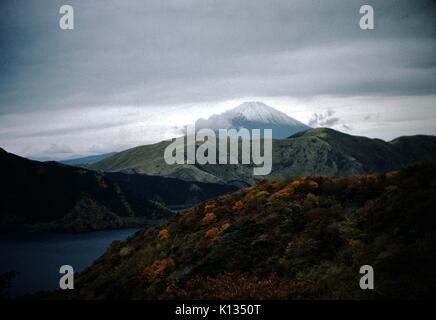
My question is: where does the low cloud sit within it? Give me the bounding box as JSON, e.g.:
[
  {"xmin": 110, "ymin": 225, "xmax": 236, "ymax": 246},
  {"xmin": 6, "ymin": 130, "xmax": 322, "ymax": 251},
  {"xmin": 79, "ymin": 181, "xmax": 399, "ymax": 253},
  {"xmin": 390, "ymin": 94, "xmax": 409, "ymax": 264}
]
[
  {"xmin": 308, "ymin": 109, "xmax": 352, "ymax": 131},
  {"xmin": 309, "ymin": 110, "xmax": 339, "ymax": 127}
]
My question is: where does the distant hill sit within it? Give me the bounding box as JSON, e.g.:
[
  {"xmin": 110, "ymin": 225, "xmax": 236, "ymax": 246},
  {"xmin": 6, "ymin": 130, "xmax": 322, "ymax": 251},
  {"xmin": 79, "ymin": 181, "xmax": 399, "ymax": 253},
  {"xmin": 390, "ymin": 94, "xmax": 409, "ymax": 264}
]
[
  {"xmin": 104, "ymin": 172, "xmax": 238, "ymax": 208},
  {"xmin": 89, "ymin": 128, "xmax": 436, "ymax": 184},
  {"xmin": 59, "ymin": 152, "xmax": 117, "ymax": 165},
  {"xmin": 195, "ymin": 101, "xmax": 310, "ymax": 139},
  {"xmin": 53, "ymin": 163, "xmax": 436, "ymax": 299},
  {"xmin": 0, "ymin": 148, "xmax": 172, "ymax": 233},
  {"xmin": 0, "ymin": 148, "xmax": 236, "ymax": 233}
]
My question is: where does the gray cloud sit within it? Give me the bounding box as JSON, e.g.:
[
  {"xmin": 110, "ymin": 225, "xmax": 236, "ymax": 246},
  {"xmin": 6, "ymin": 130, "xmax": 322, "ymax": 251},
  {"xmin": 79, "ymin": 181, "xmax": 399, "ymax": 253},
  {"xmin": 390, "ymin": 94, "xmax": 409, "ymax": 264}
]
[
  {"xmin": 309, "ymin": 110, "xmax": 340, "ymax": 127},
  {"xmin": 44, "ymin": 143, "xmax": 73, "ymax": 155},
  {"xmin": 0, "ymin": 0, "xmax": 435, "ymax": 115},
  {"xmin": 1, "ymin": 0, "xmax": 436, "ymax": 159}
]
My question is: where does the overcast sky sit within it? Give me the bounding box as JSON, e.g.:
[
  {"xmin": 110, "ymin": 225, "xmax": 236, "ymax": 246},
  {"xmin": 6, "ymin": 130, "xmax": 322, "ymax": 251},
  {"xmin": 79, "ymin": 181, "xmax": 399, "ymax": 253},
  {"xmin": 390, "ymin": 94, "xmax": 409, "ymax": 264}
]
[{"xmin": 1, "ymin": 0, "xmax": 435, "ymax": 159}]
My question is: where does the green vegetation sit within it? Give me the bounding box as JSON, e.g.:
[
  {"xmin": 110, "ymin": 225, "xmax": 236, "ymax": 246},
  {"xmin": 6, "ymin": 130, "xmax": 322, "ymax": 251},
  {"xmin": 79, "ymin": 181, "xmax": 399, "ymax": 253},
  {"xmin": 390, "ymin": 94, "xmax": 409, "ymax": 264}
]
[
  {"xmin": 55, "ymin": 162, "xmax": 436, "ymax": 299},
  {"xmin": 89, "ymin": 128, "xmax": 436, "ymax": 185}
]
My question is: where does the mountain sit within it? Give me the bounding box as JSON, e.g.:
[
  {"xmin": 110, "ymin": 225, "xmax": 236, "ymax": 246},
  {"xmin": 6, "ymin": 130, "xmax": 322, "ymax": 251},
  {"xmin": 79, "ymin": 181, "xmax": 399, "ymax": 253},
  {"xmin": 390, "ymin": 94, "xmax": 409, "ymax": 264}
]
[
  {"xmin": 51, "ymin": 163, "xmax": 436, "ymax": 299},
  {"xmin": 0, "ymin": 148, "xmax": 173, "ymax": 233},
  {"xmin": 89, "ymin": 128, "xmax": 436, "ymax": 185},
  {"xmin": 0, "ymin": 148, "xmax": 238, "ymax": 232},
  {"xmin": 104, "ymin": 172, "xmax": 238, "ymax": 209},
  {"xmin": 88, "ymin": 139, "xmax": 229, "ymax": 184},
  {"xmin": 59, "ymin": 152, "xmax": 117, "ymax": 165},
  {"xmin": 195, "ymin": 101, "xmax": 310, "ymax": 139}
]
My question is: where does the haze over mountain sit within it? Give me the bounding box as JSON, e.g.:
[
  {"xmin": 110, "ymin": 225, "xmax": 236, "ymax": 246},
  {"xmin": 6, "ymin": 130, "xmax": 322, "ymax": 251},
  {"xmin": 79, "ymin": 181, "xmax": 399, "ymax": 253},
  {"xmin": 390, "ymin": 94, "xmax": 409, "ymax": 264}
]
[
  {"xmin": 194, "ymin": 102, "xmax": 310, "ymax": 139},
  {"xmin": 89, "ymin": 128, "xmax": 436, "ymax": 185},
  {"xmin": 59, "ymin": 152, "xmax": 117, "ymax": 165}
]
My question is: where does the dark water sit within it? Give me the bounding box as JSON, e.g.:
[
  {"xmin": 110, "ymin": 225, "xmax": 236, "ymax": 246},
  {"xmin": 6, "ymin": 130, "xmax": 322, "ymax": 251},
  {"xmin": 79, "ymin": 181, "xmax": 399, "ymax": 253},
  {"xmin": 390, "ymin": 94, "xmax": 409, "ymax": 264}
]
[{"xmin": 0, "ymin": 228, "xmax": 139, "ymax": 297}]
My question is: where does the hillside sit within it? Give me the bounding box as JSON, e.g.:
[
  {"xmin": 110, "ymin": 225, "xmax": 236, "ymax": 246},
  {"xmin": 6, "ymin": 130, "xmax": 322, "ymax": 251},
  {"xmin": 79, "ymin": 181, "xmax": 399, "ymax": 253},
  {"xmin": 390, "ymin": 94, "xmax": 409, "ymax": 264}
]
[
  {"xmin": 104, "ymin": 172, "xmax": 238, "ymax": 208},
  {"xmin": 55, "ymin": 162, "xmax": 436, "ymax": 299},
  {"xmin": 0, "ymin": 148, "xmax": 173, "ymax": 233},
  {"xmin": 89, "ymin": 128, "xmax": 436, "ymax": 184}
]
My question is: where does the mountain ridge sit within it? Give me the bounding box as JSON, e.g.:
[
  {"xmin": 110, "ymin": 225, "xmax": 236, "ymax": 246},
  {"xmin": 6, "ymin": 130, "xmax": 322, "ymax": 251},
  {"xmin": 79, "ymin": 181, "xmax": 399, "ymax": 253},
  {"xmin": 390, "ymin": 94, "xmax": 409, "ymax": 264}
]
[
  {"xmin": 59, "ymin": 152, "xmax": 117, "ymax": 165},
  {"xmin": 0, "ymin": 148, "xmax": 236, "ymax": 232},
  {"xmin": 89, "ymin": 128, "xmax": 436, "ymax": 185}
]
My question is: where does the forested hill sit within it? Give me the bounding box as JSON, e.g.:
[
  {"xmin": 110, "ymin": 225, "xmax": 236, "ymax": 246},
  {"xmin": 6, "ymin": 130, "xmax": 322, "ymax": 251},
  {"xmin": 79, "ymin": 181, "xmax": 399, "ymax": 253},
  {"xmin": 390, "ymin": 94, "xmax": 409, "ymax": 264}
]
[{"xmin": 55, "ymin": 162, "xmax": 436, "ymax": 299}]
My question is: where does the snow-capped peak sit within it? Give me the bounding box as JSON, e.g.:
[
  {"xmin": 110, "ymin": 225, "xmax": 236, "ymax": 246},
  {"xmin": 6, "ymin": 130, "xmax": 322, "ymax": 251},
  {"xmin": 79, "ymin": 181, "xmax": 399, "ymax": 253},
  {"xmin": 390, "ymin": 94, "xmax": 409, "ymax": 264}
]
[
  {"xmin": 194, "ymin": 101, "xmax": 310, "ymax": 139},
  {"xmin": 228, "ymin": 101, "xmax": 298, "ymax": 124}
]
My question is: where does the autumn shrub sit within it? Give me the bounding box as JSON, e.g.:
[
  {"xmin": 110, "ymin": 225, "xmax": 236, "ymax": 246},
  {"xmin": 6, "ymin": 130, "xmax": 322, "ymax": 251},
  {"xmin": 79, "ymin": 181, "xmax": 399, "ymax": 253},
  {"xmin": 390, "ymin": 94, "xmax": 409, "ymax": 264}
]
[
  {"xmin": 202, "ymin": 212, "xmax": 216, "ymax": 224},
  {"xmin": 143, "ymin": 258, "xmax": 175, "ymax": 282},
  {"xmin": 158, "ymin": 228, "xmax": 170, "ymax": 240},
  {"xmin": 59, "ymin": 163, "xmax": 436, "ymax": 300},
  {"xmin": 273, "ymin": 187, "xmax": 294, "ymax": 199},
  {"xmin": 204, "ymin": 227, "xmax": 219, "ymax": 240},
  {"xmin": 232, "ymin": 200, "xmax": 244, "ymax": 210}
]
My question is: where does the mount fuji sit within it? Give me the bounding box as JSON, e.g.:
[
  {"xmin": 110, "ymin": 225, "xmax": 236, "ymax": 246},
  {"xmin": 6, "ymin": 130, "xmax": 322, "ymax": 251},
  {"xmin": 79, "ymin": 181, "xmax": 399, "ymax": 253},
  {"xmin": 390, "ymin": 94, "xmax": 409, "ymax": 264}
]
[{"xmin": 194, "ymin": 101, "xmax": 310, "ymax": 139}]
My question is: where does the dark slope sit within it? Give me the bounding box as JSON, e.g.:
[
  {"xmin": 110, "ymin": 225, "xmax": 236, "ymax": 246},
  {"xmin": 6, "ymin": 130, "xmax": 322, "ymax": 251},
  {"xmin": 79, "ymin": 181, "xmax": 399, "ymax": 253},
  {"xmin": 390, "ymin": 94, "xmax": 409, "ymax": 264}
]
[
  {"xmin": 0, "ymin": 148, "xmax": 171, "ymax": 232},
  {"xmin": 390, "ymin": 135, "xmax": 436, "ymax": 163},
  {"xmin": 54, "ymin": 162, "xmax": 436, "ymax": 299},
  {"xmin": 104, "ymin": 172, "xmax": 238, "ymax": 208}
]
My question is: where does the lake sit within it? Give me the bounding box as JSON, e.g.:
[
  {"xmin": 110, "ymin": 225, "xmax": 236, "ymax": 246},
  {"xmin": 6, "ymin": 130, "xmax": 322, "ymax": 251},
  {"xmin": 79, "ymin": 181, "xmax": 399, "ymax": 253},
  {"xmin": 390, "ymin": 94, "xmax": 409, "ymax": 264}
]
[{"xmin": 0, "ymin": 228, "xmax": 140, "ymax": 297}]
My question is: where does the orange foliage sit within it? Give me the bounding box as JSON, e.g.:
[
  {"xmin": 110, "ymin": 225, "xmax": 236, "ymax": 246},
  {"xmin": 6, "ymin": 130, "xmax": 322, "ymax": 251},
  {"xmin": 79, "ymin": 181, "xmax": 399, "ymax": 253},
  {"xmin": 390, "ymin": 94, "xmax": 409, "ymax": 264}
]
[
  {"xmin": 306, "ymin": 180, "xmax": 319, "ymax": 190},
  {"xmin": 158, "ymin": 228, "xmax": 170, "ymax": 240},
  {"xmin": 143, "ymin": 258, "xmax": 175, "ymax": 282},
  {"xmin": 386, "ymin": 171, "xmax": 399, "ymax": 179},
  {"xmin": 290, "ymin": 180, "xmax": 301, "ymax": 189},
  {"xmin": 220, "ymin": 222, "xmax": 231, "ymax": 232},
  {"xmin": 233, "ymin": 200, "xmax": 244, "ymax": 210},
  {"xmin": 256, "ymin": 191, "xmax": 270, "ymax": 198},
  {"xmin": 204, "ymin": 227, "xmax": 219, "ymax": 240},
  {"xmin": 273, "ymin": 187, "xmax": 293, "ymax": 198},
  {"xmin": 202, "ymin": 212, "xmax": 216, "ymax": 224},
  {"xmin": 242, "ymin": 186, "xmax": 256, "ymax": 193}
]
